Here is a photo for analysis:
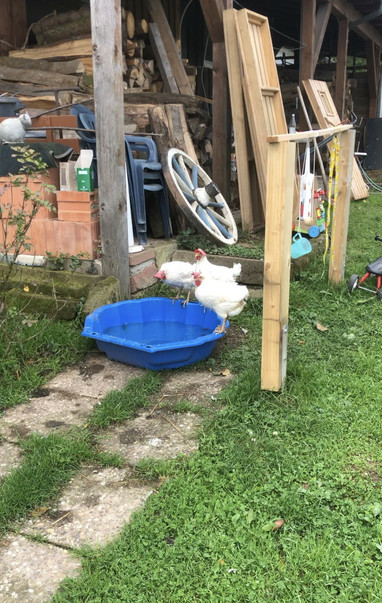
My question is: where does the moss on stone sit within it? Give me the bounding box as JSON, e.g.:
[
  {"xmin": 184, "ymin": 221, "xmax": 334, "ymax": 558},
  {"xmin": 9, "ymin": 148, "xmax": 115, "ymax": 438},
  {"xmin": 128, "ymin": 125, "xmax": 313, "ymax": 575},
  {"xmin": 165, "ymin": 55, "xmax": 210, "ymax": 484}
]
[{"xmin": 82, "ymin": 277, "xmax": 121, "ymax": 320}]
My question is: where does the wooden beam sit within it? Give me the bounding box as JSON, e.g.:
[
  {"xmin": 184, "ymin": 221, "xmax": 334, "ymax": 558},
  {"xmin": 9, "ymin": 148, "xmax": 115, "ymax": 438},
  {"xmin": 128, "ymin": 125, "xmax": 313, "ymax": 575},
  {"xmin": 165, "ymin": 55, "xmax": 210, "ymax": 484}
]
[
  {"xmin": 329, "ymin": 0, "xmax": 382, "ymax": 47},
  {"xmin": 91, "ymin": 0, "xmax": 130, "ymax": 298},
  {"xmin": 211, "ymin": 39, "xmax": 231, "ymax": 204},
  {"xmin": 261, "ymin": 140, "xmax": 296, "ymax": 391},
  {"xmin": 145, "ymin": 0, "xmax": 193, "ymax": 95},
  {"xmin": 334, "ymin": 17, "xmax": 349, "ymax": 119},
  {"xmin": 148, "ymin": 22, "xmax": 178, "ymax": 93},
  {"xmin": 366, "ymin": 40, "xmax": 380, "ymax": 117},
  {"xmin": 199, "ymin": 0, "xmax": 226, "ymax": 43},
  {"xmin": 313, "ymin": 2, "xmax": 332, "ymax": 69},
  {"xmin": 328, "ymin": 128, "xmax": 355, "ymax": 283},
  {"xmin": 0, "ymin": 0, "xmax": 13, "ymax": 55},
  {"xmin": 199, "ymin": 1, "xmax": 233, "ymax": 203},
  {"xmin": 300, "ymin": 0, "xmax": 316, "ymax": 85}
]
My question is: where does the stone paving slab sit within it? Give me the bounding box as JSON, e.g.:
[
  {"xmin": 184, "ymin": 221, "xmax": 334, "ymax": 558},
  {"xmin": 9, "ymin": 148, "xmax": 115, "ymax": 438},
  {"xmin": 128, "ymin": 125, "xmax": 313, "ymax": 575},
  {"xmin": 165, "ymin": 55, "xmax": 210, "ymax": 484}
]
[
  {"xmin": 21, "ymin": 466, "xmax": 153, "ymax": 549},
  {"xmin": 0, "ymin": 442, "xmax": 22, "ymax": 478},
  {"xmin": 0, "ymin": 534, "xmax": 81, "ymax": 603},
  {"xmin": 98, "ymin": 409, "xmax": 202, "ymax": 464},
  {"xmin": 0, "ymin": 354, "xmax": 144, "ymax": 440},
  {"xmin": 47, "ymin": 353, "xmax": 144, "ymax": 399}
]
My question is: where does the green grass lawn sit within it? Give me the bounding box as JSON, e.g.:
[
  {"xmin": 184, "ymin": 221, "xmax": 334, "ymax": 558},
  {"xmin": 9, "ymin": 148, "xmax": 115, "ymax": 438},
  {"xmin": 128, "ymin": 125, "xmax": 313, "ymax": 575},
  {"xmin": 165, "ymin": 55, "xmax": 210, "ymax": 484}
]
[
  {"xmin": 1, "ymin": 194, "xmax": 382, "ymax": 601},
  {"xmin": 50, "ymin": 194, "xmax": 382, "ymax": 602}
]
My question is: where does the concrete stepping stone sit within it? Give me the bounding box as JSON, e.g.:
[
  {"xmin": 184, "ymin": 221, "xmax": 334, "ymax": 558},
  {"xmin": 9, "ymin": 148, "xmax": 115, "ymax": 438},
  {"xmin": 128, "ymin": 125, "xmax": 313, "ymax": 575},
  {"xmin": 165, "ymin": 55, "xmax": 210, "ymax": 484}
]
[
  {"xmin": 0, "ymin": 354, "xmax": 144, "ymax": 440},
  {"xmin": 97, "ymin": 408, "xmax": 202, "ymax": 464},
  {"xmin": 97, "ymin": 370, "xmax": 233, "ymax": 464},
  {"xmin": 0, "ymin": 534, "xmax": 81, "ymax": 603},
  {"xmin": 21, "ymin": 466, "xmax": 152, "ymax": 549}
]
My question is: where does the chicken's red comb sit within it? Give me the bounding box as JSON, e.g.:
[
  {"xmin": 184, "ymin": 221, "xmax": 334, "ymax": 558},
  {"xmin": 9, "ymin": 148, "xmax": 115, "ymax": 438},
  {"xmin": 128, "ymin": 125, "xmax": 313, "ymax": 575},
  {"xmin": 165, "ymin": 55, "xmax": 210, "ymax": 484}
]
[{"xmin": 194, "ymin": 248, "xmax": 206, "ymax": 255}]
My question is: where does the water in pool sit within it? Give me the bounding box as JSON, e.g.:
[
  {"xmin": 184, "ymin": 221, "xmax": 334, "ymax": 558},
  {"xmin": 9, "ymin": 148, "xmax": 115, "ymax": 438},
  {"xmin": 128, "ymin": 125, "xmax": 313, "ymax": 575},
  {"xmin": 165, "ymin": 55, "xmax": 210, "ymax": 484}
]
[{"xmin": 104, "ymin": 320, "xmax": 213, "ymax": 346}]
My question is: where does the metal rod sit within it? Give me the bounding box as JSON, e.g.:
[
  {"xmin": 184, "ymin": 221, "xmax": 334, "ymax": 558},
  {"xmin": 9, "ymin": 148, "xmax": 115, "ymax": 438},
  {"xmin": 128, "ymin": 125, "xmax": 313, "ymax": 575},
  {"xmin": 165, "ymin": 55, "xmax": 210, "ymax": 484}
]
[{"xmin": 296, "ymin": 85, "xmax": 328, "ymax": 192}]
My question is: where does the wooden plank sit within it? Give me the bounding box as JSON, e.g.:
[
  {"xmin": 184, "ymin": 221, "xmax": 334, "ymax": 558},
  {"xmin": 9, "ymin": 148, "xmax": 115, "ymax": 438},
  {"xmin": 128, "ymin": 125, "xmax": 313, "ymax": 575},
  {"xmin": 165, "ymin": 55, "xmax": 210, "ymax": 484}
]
[
  {"xmin": 334, "ymin": 18, "xmax": 349, "ymax": 119},
  {"xmin": 148, "ymin": 22, "xmax": 178, "ymax": 94},
  {"xmin": 91, "ymin": 0, "xmax": 130, "ymax": 297},
  {"xmin": 235, "ymin": 8, "xmax": 288, "ymax": 212},
  {"xmin": 268, "ymin": 122, "xmax": 352, "ymax": 143},
  {"xmin": 145, "ymin": 0, "xmax": 193, "ymax": 95},
  {"xmin": 224, "ymin": 8, "xmax": 262, "ymax": 231},
  {"xmin": 9, "ymin": 37, "xmax": 92, "ymax": 60},
  {"xmin": 0, "ymin": 56, "xmax": 85, "ymax": 75},
  {"xmin": 328, "ymin": 128, "xmax": 355, "ymax": 283},
  {"xmin": 261, "ymin": 140, "xmax": 296, "ymax": 391},
  {"xmin": 303, "ymin": 78, "xmax": 369, "ymax": 200},
  {"xmin": 0, "ymin": 64, "xmax": 79, "ymax": 89}
]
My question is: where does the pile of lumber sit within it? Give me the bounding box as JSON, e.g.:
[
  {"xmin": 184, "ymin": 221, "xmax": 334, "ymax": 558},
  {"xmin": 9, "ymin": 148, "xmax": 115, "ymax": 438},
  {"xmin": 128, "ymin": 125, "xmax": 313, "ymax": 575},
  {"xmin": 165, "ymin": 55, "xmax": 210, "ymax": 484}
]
[
  {"xmin": 0, "ymin": 53, "xmax": 90, "ymax": 109},
  {"xmin": 2, "ymin": 1, "xmax": 196, "ymax": 109}
]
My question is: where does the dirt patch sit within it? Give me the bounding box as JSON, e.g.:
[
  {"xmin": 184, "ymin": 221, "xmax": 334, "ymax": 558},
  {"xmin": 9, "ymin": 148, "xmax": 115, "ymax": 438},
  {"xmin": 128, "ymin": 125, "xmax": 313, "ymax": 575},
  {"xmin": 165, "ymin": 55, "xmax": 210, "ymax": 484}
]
[{"xmin": 349, "ymin": 456, "xmax": 381, "ymax": 484}]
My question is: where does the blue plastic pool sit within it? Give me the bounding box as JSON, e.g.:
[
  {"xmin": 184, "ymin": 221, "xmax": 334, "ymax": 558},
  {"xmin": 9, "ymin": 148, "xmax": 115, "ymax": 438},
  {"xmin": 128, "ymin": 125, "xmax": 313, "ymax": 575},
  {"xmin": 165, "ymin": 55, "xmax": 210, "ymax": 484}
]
[{"xmin": 81, "ymin": 297, "xmax": 228, "ymax": 370}]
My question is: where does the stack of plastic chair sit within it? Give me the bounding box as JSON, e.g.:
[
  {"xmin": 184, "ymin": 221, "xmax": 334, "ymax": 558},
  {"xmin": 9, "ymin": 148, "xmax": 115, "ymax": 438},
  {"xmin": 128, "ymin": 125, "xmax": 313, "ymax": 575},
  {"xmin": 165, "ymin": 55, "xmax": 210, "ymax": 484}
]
[
  {"xmin": 70, "ymin": 108, "xmax": 98, "ymax": 187},
  {"xmin": 125, "ymin": 135, "xmax": 172, "ymax": 245}
]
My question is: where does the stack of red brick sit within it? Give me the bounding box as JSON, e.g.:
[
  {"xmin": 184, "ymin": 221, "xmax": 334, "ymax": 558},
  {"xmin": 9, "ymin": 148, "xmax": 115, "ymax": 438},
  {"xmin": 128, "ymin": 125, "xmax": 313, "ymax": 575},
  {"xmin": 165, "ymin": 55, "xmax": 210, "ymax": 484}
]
[{"xmin": 0, "ymin": 168, "xmax": 100, "ymax": 259}]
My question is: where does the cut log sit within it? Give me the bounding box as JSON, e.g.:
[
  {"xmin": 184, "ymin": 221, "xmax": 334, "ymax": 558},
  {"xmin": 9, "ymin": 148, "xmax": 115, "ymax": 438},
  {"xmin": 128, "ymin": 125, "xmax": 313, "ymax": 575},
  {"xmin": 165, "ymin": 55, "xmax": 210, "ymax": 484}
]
[
  {"xmin": 135, "ymin": 19, "xmax": 149, "ymax": 36},
  {"xmin": 149, "ymin": 104, "xmax": 187, "ymax": 232},
  {"xmin": 32, "ymin": 17, "xmax": 91, "ymax": 46},
  {"xmin": 165, "ymin": 104, "xmax": 198, "ymax": 163},
  {"xmin": 126, "ymin": 10, "xmax": 135, "ymax": 39}
]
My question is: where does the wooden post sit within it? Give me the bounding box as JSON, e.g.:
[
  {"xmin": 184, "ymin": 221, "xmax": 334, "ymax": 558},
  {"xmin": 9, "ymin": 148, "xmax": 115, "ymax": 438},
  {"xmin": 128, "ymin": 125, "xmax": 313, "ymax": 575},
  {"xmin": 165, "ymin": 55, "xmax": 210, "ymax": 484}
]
[
  {"xmin": 366, "ymin": 40, "xmax": 380, "ymax": 118},
  {"xmin": 334, "ymin": 17, "xmax": 349, "ymax": 120},
  {"xmin": 261, "ymin": 140, "xmax": 296, "ymax": 391},
  {"xmin": 211, "ymin": 39, "xmax": 231, "ymax": 202},
  {"xmin": 300, "ymin": 0, "xmax": 316, "ymax": 84},
  {"xmin": 199, "ymin": 0, "xmax": 233, "ymax": 203},
  {"xmin": 90, "ymin": 0, "xmax": 130, "ymax": 298},
  {"xmin": 328, "ymin": 128, "xmax": 355, "ymax": 284}
]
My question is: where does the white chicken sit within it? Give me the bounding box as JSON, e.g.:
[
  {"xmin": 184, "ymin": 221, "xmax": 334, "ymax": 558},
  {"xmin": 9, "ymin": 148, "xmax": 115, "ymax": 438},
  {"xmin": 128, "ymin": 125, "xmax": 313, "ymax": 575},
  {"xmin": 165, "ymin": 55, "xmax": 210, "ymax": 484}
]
[
  {"xmin": 0, "ymin": 112, "xmax": 32, "ymax": 143},
  {"xmin": 154, "ymin": 260, "xmax": 195, "ymax": 305},
  {"xmin": 194, "ymin": 248, "xmax": 241, "ymax": 282},
  {"xmin": 193, "ymin": 272, "xmax": 249, "ymax": 333}
]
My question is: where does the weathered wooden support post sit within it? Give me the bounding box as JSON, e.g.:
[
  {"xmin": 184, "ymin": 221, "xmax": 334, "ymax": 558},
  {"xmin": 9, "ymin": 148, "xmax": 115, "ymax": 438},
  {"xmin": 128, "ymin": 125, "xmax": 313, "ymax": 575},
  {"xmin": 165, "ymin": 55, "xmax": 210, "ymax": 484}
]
[
  {"xmin": 261, "ymin": 140, "xmax": 296, "ymax": 391},
  {"xmin": 328, "ymin": 128, "xmax": 355, "ymax": 284},
  {"xmin": 91, "ymin": 0, "xmax": 130, "ymax": 298}
]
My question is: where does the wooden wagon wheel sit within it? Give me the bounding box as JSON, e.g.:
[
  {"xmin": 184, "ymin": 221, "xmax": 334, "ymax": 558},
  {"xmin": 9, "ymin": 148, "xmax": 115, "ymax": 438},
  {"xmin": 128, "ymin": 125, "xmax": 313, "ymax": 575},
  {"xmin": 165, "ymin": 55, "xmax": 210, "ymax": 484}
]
[{"xmin": 163, "ymin": 148, "xmax": 238, "ymax": 245}]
